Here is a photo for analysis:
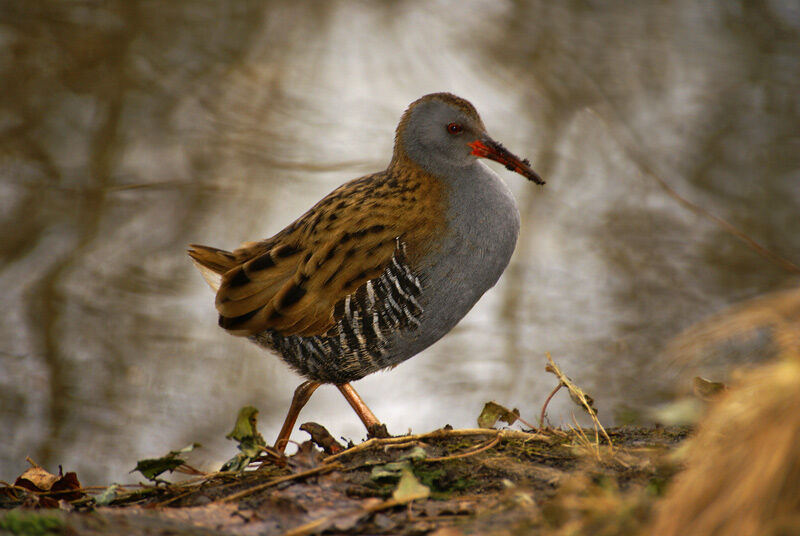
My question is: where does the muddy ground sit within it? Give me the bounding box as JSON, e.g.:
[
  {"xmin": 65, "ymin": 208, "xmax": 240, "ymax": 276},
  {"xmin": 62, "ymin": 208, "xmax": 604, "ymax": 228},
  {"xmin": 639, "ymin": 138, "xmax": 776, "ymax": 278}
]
[{"xmin": 0, "ymin": 424, "xmax": 689, "ymax": 536}]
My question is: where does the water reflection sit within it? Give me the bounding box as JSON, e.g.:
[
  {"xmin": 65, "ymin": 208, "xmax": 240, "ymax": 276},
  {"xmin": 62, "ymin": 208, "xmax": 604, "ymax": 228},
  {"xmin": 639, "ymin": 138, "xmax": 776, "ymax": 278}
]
[{"xmin": 1, "ymin": 1, "xmax": 798, "ymax": 484}]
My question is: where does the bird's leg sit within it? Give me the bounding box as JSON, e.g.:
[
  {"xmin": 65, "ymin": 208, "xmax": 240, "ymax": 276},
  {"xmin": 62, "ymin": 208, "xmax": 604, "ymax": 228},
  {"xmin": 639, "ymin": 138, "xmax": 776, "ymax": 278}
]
[
  {"xmin": 336, "ymin": 383, "xmax": 390, "ymax": 439},
  {"xmin": 274, "ymin": 380, "xmax": 321, "ymax": 452}
]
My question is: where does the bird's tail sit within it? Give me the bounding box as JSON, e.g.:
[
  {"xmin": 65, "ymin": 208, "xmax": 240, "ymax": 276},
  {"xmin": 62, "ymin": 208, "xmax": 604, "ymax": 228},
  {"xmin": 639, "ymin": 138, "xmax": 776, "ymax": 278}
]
[{"xmin": 187, "ymin": 244, "xmax": 238, "ymax": 291}]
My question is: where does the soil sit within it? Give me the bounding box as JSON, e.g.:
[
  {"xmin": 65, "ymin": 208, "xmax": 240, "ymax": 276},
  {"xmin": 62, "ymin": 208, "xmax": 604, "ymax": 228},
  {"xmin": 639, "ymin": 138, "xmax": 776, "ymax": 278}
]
[{"xmin": 0, "ymin": 425, "xmax": 690, "ymax": 536}]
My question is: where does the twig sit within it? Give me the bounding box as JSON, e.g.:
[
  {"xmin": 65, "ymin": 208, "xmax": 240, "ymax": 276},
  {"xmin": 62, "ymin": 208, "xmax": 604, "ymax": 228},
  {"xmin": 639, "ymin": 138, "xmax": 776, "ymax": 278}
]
[
  {"xmin": 216, "ymin": 463, "xmax": 341, "ymax": 503},
  {"xmin": 383, "ymin": 440, "xmax": 422, "ymax": 451},
  {"xmin": 539, "ymin": 383, "xmax": 563, "ymax": 428},
  {"xmin": 544, "ymin": 353, "xmax": 613, "ymax": 449},
  {"xmin": 191, "ymin": 472, "xmax": 274, "ymax": 496},
  {"xmin": 423, "ymin": 435, "xmax": 501, "ymax": 462},
  {"xmin": 174, "ymin": 463, "xmax": 207, "ymax": 476},
  {"xmin": 515, "ymin": 414, "xmax": 539, "ymax": 430},
  {"xmin": 322, "ymin": 428, "xmax": 548, "ymax": 464},
  {"xmin": 279, "ymin": 497, "xmax": 401, "ymax": 536},
  {"xmin": 171, "ymin": 470, "xmax": 236, "ymax": 487},
  {"xmin": 152, "ymin": 488, "xmax": 196, "ymax": 508}
]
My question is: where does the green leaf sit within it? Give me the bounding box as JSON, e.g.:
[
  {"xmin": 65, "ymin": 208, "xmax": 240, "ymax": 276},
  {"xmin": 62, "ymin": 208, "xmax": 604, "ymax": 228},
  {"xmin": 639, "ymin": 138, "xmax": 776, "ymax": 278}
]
[
  {"xmin": 220, "ymin": 453, "xmax": 251, "ymax": 473},
  {"xmin": 392, "ymin": 467, "xmax": 430, "ymax": 504},
  {"xmin": 370, "ymin": 461, "xmax": 408, "ymax": 480},
  {"xmin": 399, "ymin": 446, "xmax": 428, "ymax": 461},
  {"xmin": 94, "ymin": 484, "xmax": 120, "ymax": 506},
  {"xmin": 369, "ymin": 446, "xmax": 429, "ymax": 480},
  {"xmin": 221, "ymin": 406, "xmax": 267, "ymax": 471},
  {"xmin": 226, "ymin": 406, "xmax": 262, "ymax": 443},
  {"xmin": 132, "ymin": 443, "xmax": 199, "ymax": 481}
]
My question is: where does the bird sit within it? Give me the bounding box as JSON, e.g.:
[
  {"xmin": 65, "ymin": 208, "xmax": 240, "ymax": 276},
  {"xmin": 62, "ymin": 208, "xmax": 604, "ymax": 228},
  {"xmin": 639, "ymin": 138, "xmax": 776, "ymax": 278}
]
[{"xmin": 189, "ymin": 92, "xmax": 544, "ymax": 451}]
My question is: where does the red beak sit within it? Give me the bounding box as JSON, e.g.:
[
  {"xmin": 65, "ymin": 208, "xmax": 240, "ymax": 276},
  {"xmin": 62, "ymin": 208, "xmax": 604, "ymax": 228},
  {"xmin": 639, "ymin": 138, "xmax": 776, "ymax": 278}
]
[{"xmin": 468, "ymin": 138, "xmax": 545, "ymax": 185}]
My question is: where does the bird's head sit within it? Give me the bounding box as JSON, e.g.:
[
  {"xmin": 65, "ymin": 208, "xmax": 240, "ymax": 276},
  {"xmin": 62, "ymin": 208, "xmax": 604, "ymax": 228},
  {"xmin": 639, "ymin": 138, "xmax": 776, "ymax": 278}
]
[{"xmin": 394, "ymin": 92, "xmax": 544, "ymax": 185}]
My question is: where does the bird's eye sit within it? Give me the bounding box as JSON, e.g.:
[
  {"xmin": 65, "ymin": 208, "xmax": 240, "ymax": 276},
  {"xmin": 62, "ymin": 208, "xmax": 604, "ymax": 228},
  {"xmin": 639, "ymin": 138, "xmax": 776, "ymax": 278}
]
[{"xmin": 446, "ymin": 122, "xmax": 463, "ymax": 135}]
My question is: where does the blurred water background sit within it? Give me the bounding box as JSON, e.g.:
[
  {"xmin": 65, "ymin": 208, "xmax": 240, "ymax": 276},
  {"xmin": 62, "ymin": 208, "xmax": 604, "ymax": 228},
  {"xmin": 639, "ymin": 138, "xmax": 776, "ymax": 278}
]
[{"xmin": 1, "ymin": 0, "xmax": 798, "ymax": 484}]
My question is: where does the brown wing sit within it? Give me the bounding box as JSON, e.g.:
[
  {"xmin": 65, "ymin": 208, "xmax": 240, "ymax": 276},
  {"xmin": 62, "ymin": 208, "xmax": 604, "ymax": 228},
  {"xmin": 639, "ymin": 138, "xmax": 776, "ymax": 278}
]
[{"xmin": 188, "ymin": 174, "xmax": 431, "ymax": 337}]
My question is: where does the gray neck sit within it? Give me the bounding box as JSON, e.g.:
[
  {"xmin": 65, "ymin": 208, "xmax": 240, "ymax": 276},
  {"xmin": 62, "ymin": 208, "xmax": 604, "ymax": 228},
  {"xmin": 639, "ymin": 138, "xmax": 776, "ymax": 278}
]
[
  {"xmin": 436, "ymin": 160, "xmax": 521, "ymax": 268},
  {"xmin": 396, "ymin": 100, "xmax": 478, "ymax": 179},
  {"xmin": 401, "ymin": 141, "xmax": 477, "ymax": 181}
]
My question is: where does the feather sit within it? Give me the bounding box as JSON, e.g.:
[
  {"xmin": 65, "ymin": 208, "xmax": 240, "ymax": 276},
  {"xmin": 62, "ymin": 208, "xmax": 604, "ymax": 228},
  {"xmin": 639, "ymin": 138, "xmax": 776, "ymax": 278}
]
[{"xmin": 188, "ymin": 161, "xmax": 445, "ymax": 339}]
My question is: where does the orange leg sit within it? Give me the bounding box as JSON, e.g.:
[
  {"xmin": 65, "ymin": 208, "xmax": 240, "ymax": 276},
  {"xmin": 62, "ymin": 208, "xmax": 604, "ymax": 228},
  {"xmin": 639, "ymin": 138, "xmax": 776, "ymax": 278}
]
[
  {"xmin": 336, "ymin": 383, "xmax": 390, "ymax": 438},
  {"xmin": 274, "ymin": 380, "xmax": 321, "ymax": 452}
]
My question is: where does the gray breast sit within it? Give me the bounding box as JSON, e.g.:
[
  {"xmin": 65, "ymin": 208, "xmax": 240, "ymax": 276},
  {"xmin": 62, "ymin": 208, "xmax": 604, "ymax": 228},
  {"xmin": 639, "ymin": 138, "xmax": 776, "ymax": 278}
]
[
  {"xmin": 380, "ymin": 161, "xmax": 521, "ymax": 366},
  {"xmin": 252, "ymin": 162, "xmax": 520, "ymax": 383}
]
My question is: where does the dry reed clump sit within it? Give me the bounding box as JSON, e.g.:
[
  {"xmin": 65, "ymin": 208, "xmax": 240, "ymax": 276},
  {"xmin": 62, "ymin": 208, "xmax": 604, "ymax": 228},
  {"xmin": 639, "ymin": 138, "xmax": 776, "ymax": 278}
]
[
  {"xmin": 651, "ymin": 351, "xmax": 800, "ymax": 536},
  {"xmin": 662, "ymin": 287, "xmax": 800, "ymax": 386}
]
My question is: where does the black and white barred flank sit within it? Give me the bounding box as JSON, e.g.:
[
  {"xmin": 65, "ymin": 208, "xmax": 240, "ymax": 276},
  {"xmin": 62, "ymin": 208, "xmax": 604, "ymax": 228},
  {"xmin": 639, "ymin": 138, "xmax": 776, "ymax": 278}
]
[{"xmin": 251, "ymin": 238, "xmax": 424, "ymax": 383}]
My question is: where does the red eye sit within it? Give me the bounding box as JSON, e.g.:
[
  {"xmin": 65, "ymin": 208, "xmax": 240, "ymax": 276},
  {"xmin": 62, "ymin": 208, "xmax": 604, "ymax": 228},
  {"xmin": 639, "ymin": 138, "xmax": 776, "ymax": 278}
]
[{"xmin": 446, "ymin": 122, "xmax": 463, "ymax": 134}]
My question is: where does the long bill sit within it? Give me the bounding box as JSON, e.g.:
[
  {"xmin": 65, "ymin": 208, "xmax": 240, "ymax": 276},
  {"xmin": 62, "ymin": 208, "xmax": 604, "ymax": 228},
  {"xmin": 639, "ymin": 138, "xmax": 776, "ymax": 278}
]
[{"xmin": 468, "ymin": 138, "xmax": 545, "ymax": 185}]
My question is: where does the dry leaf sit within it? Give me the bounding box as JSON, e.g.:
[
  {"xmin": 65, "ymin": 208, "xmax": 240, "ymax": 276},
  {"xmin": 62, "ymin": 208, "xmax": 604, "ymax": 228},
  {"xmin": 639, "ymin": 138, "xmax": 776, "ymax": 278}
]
[
  {"xmin": 300, "ymin": 422, "xmax": 344, "ymax": 454},
  {"xmin": 477, "ymin": 401, "xmax": 520, "ymax": 429},
  {"xmin": 545, "ymin": 358, "xmax": 598, "ymax": 417},
  {"xmin": 12, "ymin": 459, "xmax": 85, "ymax": 505},
  {"xmin": 693, "ymin": 376, "xmax": 727, "ymax": 401},
  {"xmin": 14, "ymin": 466, "xmax": 59, "ymax": 492}
]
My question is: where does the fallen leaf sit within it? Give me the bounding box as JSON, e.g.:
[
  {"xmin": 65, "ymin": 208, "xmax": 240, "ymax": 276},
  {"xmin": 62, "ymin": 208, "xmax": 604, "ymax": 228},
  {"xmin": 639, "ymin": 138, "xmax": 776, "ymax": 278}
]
[
  {"xmin": 132, "ymin": 443, "xmax": 199, "ymax": 481},
  {"xmin": 545, "ymin": 354, "xmax": 600, "ymax": 417},
  {"xmin": 300, "ymin": 422, "xmax": 344, "ymax": 454},
  {"xmin": 288, "ymin": 440, "xmax": 324, "ymax": 472},
  {"xmin": 371, "ymin": 461, "xmax": 409, "ymax": 480},
  {"xmin": 330, "ymin": 507, "xmax": 371, "ymax": 531},
  {"xmin": 693, "ymin": 376, "xmax": 727, "ymax": 401},
  {"xmin": 49, "ymin": 471, "xmax": 83, "ymax": 501},
  {"xmin": 220, "ymin": 453, "xmax": 251, "ymax": 473},
  {"xmin": 477, "ymin": 401, "xmax": 520, "ymax": 429},
  {"xmin": 226, "ymin": 405, "xmax": 262, "ymax": 443},
  {"xmin": 94, "ymin": 484, "xmax": 120, "ymax": 506},
  {"xmin": 221, "ymin": 406, "xmax": 267, "ymax": 471},
  {"xmin": 544, "ymin": 353, "xmax": 612, "ymax": 448},
  {"xmin": 14, "ymin": 466, "xmax": 59, "ymax": 492},
  {"xmin": 133, "ymin": 458, "xmax": 184, "ymax": 481},
  {"xmin": 399, "ymin": 446, "xmax": 428, "ymax": 461},
  {"xmin": 11, "ymin": 459, "xmax": 85, "ymax": 505},
  {"xmin": 392, "ymin": 466, "xmax": 430, "ymax": 504},
  {"xmin": 568, "ymin": 390, "xmax": 596, "ymax": 415}
]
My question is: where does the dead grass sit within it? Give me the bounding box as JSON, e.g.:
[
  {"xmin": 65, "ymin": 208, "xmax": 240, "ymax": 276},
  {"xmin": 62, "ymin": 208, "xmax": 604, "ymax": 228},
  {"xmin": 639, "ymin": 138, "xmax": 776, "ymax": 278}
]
[{"xmin": 651, "ymin": 351, "xmax": 800, "ymax": 536}]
